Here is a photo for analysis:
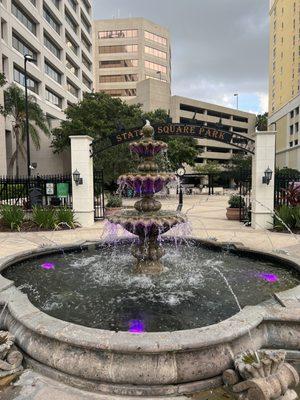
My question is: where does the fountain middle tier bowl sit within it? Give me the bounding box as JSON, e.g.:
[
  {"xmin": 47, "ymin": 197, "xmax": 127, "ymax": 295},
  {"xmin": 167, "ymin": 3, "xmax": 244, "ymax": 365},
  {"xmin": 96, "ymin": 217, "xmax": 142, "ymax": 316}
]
[
  {"xmin": 118, "ymin": 173, "xmax": 176, "ymax": 195},
  {"xmin": 108, "ymin": 210, "xmax": 186, "ymax": 236},
  {"xmin": 129, "ymin": 140, "xmax": 168, "ymax": 157}
]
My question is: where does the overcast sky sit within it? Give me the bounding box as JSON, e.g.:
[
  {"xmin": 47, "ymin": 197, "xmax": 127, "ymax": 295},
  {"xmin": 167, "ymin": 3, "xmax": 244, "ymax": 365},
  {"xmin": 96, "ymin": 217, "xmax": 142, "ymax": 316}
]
[{"xmin": 93, "ymin": 0, "xmax": 269, "ymax": 115}]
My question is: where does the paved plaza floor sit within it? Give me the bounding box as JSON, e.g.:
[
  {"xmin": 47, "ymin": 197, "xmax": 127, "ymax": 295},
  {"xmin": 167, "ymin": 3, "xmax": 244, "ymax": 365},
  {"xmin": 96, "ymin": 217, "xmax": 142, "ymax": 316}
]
[{"xmin": 0, "ymin": 194, "xmax": 299, "ymax": 399}]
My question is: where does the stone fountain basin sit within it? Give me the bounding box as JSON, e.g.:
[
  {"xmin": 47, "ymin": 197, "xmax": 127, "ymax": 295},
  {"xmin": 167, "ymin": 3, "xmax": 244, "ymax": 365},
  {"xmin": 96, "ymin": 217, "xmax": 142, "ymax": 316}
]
[{"xmin": 0, "ymin": 239, "xmax": 300, "ymax": 397}]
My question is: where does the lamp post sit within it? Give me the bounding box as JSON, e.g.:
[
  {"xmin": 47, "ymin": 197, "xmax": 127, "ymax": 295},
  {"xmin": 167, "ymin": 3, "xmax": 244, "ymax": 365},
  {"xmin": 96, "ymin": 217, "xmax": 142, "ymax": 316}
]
[
  {"xmin": 176, "ymin": 166, "xmax": 186, "ymax": 211},
  {"xmin": 24, "ymin": 54, "xmax": 36, "ymax": 176},
  {"xmin": 234, "ymin": 93, "xmax": 239, "ymax": 110}
]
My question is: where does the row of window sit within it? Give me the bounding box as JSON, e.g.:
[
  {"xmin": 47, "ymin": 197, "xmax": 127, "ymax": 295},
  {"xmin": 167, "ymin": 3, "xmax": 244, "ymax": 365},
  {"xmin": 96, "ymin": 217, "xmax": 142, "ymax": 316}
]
[
  {"xmin": 100, "ymin": 89, "xmax": 136, "ymax": 97},
  {"xmin": 98, "ymin": 29, "xmax": 167, "ymax": 46},
  {"xmin": 290, "ymin": 122, "xmax": 299, "ymax": 135},
  {"xmin": 179, "ymin": 104, "xmax": 249, "ymax": 123},
  {"xmin": 290, "ymin": 140, "xmax": 299, "ymax": 148},
  {"xmin": 144, "ymin": 60, "xmax": 167, "ymax": 74},
  {"xmin": 99, "ymin": 59, "xmax": 138, "ymax": 68},
  {"xmin": 144, "ymin": 45, "xmax": 167, "ymax": 59},
  {"xmin": 99, "ymin": 44, "xmax": 138, "ymax": 54},
  {"xmin": 99, "ymin": 74, "xmax": 138, "ymax": 83},
  {"xmin": 12, "ymin": 1, "xmax": 91, "ymax": 47},
  {"xmin": 49, "ymin": 0, "xmax": 91, "ymax": 15},
  {"xmin": 290, "ymin": 107, "xmax": 300, "ymax": 118}
]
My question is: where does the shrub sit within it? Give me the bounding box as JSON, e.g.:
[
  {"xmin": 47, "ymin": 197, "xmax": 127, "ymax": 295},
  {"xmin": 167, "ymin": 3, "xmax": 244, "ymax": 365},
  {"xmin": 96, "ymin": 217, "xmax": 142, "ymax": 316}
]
[
  {"xmin": 228, "ymin": 194, "xmax": 245, "ymax": 209},
  {"xmin": 32, "ymin": 207, "xmax": 57, "ymax": 230},
  {"xmin": 274, "ymin": 205, "xmax": 300, "ymax": 231},
  {"xmin": 56, "ymin": 207, "xmax": 77, "ymax": 228},
  {"xmin": 0, "ymin": 205, "xmax": 24, "ymax": 230},
  {"xmin": 106, "ymin": 194, "xmax": 122, "ymax": 208},
  {"xmin": 281, "ymin": 182, "xmax": 300, "ymax": 206}
]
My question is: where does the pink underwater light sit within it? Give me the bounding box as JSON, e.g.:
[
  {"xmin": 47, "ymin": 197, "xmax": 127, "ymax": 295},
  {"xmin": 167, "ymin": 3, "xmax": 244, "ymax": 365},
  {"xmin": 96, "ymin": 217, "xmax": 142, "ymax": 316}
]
[
  {"xmin": 41, "ymin": 262, "xmax": 55, "ymax": 270},
  {"xmin": 128, "ymin": 320, "xmax": 145, "ymax": 334}
]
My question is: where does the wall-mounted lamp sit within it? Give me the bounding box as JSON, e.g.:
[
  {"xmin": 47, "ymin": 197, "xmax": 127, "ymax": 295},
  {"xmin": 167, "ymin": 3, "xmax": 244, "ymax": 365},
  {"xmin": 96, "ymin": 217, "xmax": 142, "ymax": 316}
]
[
  {"xmin": 262, "ymin": 167, "xmax": 273, "ymax": 185},
  {"xmin": 73, "ymin": 169, "xmax": 83, "ymax": 186}
]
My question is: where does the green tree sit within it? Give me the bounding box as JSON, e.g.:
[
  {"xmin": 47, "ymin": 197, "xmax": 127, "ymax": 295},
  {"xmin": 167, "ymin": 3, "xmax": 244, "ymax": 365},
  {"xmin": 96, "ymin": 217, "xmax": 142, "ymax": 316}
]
[
  {"xmin": 51, "ymin": 92, "xmax": 198, "ymax": 187},
  {"xmin": 226, "ymin": 154, "xmax": 252, "ymax": 182},
  {"xmin": 0, "ymin": 84, "xmax": 50, "ymax": 176},
  {"xmin": 256, "ymin": 112, "xmax": 268, "ymax": 131},
  {"xmin": 195, "ymin": 160, "xmax": 222, "ymax": 174},
  {"xmin": 0, "ymin": 73, "xmax": 6, "ymax": 87}
]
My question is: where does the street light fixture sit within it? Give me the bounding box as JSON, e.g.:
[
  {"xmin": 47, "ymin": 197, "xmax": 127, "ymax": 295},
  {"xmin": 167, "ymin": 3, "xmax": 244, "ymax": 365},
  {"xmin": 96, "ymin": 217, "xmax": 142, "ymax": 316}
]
[
  {"xmin": 176, "ymin": 166, "xmax": 186, "ymax": 211},
  {"xmin": 24, "ymin": 54, "xmax": 36, "ymax": 177},
  {"xmin": 234, "ymin": 93, "xmax": 239, "ymax": 110},
  {"xmin": 262, "ymin": 167, "xmax": 273, "ymax": 185}
]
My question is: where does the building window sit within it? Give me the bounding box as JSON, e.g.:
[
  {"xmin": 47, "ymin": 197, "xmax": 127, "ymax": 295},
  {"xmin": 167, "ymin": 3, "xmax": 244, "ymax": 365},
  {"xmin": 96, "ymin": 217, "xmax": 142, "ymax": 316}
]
[
  {"xmin": 81, "ymin": 33, "xmax": 91, "ymax": 52},
  {"xmin": 145, "ymin": 45, "xmax": 167, "ymax": 60},
  {"xmin": 12, "ymin": 33, "xmax": 37, "ymax": 61},
  {"xmin": 99, "ymin": 74, "xmax": 138, "ymax": 83},
  {"xmin": 290, "ymin": 141, "xmax": 293, "ymax": 147},
  {"xmin": 82, "ymin": 53, "xmax": 92, "ymax": 71},
  {"xmin": 144, "ymin": 31, "xmax": 167, "ymax": 46},
  {"xmin": 98, "ymin": 29, "xmax": 138, "ymax": 39},
  {"xmin": 144, "ymin": 60, "xmax": 167, "ymax": 73},
  {"xmin": 80, "ymin": 11, "xmax": 91, "ymax": 33},
  {"xmin": 296, "ymin": 122, "xmax": 299, "ymax": 132},
  {"xmin": 44, "ymin": 34, "xmax": 61, "ymax": 59},
  {"xmin": 66, "ymin": 56, "xmax": 78, "ymax": 76},
  {"xmin": 68, "ymin": 0, "xmax": 77, "ymax": 11},
  {"xmin": 296, "ymin": 107, "xmax": 299, "ymax": 115},
  {"xmin": 66, "ymin": 34, "xmax": 78, "ymax": 55},
  {"xmin": 67, "ymin": 80, "xmax": 79, "ymax": 97},
  {"xmin": 50, "ymin": 0, "xmax": 60, "ymax": 9},
  {"xmin": 101, "ymin": 89, "xmax": 136, "ymax": 97},
  {"xmin": 82, "ymin": 73, "xmax": 92, "ymax": 89},
  {"xmin": 65, "ymin": 9, "xmax": 78, "ymax": 33},
  {"xmin": 290, "ymin": 110, "xmax": 294, "ymax": 118},
  {"xmin": 290, "ymin": 125, "xmax": 294, "ymax": 135},
  {"xmin": 45, "ymin": 88, "xmax": 62, "ymax": 108},
  {"xmin": 99, "ymin": 44, "xmax": 138, "ymax": 54},
  {"xmin": 43, "ymin": 6, "xmax": 60, "ymax": 34},
  {"xmin": 13, "ymin": 66, "xmax": 38, "ymax": 93},
  {"xmin": 99, "ymin": 59, "xmax": 138, "ymax": 68},
  {"xmin": 45, "ymin": 61, "xmax": 61, "ymax": 83},
  {"xmin": 81, "ymin": 0, "xmax": 91, "ymax": 15},
  {"xmin": 12, "ymin": 2, "xmax": 36, "ymax": 35}
]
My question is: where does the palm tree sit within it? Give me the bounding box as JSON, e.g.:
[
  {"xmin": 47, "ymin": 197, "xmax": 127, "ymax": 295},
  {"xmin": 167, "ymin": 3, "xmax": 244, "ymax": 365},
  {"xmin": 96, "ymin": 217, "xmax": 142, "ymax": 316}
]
[{"xmin": 0, "ymin": 84, "xmax": 50, "ymax": 177}]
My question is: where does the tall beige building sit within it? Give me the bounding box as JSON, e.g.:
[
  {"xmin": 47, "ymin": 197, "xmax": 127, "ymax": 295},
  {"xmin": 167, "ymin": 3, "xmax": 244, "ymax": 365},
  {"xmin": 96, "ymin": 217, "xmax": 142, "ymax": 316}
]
[
  {"xmin": 268, "ymin": 0, "xmax": 300, "ymax": 169},
  {"xmin": 0, "ymin": 0, "xmax": 93, "ymax": 175},
  {"xmin": 93, "ymin": 18, "xmax": 171, "ymax": 100}
]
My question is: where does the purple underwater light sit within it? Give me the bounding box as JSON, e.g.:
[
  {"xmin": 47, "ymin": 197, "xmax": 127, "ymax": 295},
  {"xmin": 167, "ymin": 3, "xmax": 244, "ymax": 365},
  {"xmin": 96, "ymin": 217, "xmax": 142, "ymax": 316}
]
[
  {"xmin": 128, "ymin": 319, "xmax": 145, "ymax": 334},
  {"xmin": 41, "ymin": 262, "xmax": 55, "ymax": 270},
  {"xmin": 257, "ymin": 272, "xmax": 278, "ymax": 283}
]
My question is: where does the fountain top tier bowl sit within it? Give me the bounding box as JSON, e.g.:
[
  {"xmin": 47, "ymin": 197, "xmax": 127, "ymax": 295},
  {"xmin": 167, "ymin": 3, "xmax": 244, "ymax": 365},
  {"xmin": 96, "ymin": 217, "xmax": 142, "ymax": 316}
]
[{"xmin": 129, "ymin": 122, "xmax": 168, "ymax": 157}]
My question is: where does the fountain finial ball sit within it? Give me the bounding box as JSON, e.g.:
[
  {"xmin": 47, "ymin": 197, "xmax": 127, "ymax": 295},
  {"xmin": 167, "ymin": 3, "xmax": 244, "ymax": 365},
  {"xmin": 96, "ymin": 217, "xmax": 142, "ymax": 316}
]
[{"xmin": 142, "ymin": 120, "xmax": 154, "ymax": 139}]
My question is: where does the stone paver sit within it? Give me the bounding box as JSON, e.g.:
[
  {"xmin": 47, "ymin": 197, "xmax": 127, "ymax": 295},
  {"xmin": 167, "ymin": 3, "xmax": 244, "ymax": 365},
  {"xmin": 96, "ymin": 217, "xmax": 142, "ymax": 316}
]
[{"xmin": 0, "ymin": 194, "xmax": 299, "ymax": 399}]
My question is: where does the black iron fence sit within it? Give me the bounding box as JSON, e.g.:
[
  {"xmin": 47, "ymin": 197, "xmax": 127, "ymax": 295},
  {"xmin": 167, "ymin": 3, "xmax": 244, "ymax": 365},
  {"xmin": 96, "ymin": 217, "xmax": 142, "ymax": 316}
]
[
  {"xmin": 94, "ymin": 170, "xmax": 105, "ymax": 220},
  {"xmin": 274, "ymin": 171, "xmax": 300, "ymax": 207},
  {"xmin": 0, "ymin": 175, "xmax": 72, "ymax": 209}
]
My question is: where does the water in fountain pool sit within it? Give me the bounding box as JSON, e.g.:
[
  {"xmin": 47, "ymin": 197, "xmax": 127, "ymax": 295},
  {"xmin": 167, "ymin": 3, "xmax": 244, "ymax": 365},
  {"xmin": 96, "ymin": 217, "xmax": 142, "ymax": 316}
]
[{"xmin": 3, "ymin": 240, "xmax": 300, "ymax": 332}]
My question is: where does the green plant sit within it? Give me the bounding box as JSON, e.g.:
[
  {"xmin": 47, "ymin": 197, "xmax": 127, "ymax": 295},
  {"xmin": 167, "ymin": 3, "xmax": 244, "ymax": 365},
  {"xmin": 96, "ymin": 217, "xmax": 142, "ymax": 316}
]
[
  {"xmin": 228, "ymin": 194, "xmax": 245, "ymax": 209},
  {"xmin": 56, "ymin": 207, "xmax": 77, "ymax": 228},
  {"xmin": 106, "ymin": 194, "xmax": 122, "ymax": 208},
  {"xmin": 274, "ymin": 205, "xmax": 300, "ymax": 231},
  {"xmin": 0, "ymin": 205, "xmax": 24, "ymax": 230},
  {"xmin": 32, "ymin": 207, "xmax": 57, "ymax": 230}
]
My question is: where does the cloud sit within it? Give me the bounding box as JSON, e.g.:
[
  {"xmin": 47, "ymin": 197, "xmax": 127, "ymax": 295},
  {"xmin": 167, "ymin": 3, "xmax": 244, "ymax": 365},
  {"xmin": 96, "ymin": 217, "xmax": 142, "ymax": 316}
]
[{"xmin": 93, "ymin": 0, "xmax": 270, "ymax": 114}]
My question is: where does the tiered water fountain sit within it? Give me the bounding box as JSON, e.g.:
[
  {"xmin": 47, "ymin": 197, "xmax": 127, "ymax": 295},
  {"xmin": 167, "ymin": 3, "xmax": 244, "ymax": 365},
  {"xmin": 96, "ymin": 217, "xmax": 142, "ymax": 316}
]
[{"xmin": 108, "ymin": 121, "xmax": 186, "ymax": 274}]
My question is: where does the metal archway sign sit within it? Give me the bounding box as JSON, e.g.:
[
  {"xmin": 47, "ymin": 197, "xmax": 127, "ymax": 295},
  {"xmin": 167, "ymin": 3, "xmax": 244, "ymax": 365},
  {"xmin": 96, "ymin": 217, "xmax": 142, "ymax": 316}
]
[{"xmin": 90, "ymin": 123, "xmax": 255, "ymax": 156}]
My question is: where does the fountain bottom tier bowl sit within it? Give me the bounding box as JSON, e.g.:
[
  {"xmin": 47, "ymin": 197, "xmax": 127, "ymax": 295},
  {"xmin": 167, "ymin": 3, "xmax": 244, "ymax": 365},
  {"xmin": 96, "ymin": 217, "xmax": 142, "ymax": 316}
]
[
  {"xmin": 108, "ymin": 210, "xmax": 187, "ymax": 273},
  {"xmin": 1, "ymin": 238, "xmax": 300, "ymax": 397}
]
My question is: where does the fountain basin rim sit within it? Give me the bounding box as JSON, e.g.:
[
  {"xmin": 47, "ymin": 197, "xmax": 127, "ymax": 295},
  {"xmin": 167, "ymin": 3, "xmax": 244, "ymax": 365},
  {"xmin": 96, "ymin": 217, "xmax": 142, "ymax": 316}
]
[{"xmin": 0, "ymin": 237, "xmax": 300, "ymax": 353}]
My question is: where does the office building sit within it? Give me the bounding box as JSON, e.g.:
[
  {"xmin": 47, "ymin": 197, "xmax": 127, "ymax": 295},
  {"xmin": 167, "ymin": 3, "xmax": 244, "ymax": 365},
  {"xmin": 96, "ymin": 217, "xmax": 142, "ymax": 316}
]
[
  {"xmin": 268, "ymin": 0, "xmax": 300, "ymax": 169},
  {"xmin": 0, "ymin": 0, "xmax": 93, "ymax": 175},
  {"xmin": 93, "ymin": 17, "xmax": 171, "ymax": 99}
]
